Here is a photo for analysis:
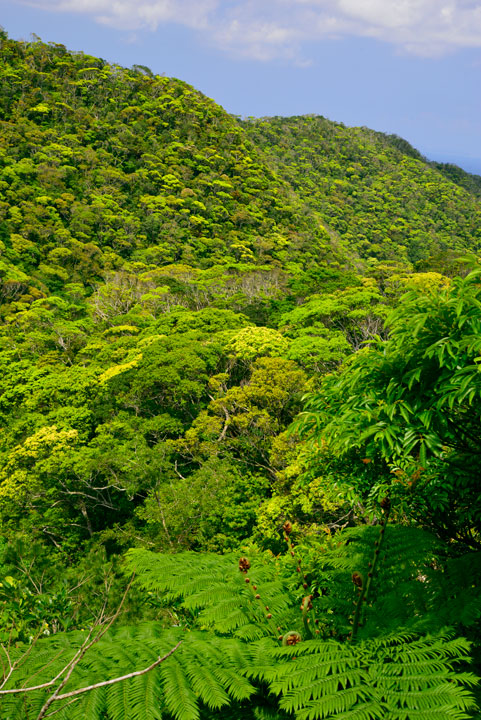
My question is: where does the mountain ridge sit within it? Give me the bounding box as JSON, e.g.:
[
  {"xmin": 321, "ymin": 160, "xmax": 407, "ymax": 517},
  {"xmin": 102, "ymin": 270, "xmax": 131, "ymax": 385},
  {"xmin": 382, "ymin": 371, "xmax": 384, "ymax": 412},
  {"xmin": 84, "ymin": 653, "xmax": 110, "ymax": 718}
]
[{"xmin": 1, "ymin": 30, "xmax": 481, "ymax": 324}]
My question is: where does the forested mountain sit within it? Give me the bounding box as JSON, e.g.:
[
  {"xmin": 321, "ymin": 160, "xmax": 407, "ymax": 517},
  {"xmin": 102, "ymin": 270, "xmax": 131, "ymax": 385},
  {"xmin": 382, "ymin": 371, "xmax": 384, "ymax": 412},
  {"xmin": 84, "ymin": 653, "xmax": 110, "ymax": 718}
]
[
  {"xmin": 244, "ymin": 116, "xmax": 481, "ymax": 264},
  {"xmin": 0, "ymin": 31, "xmax": 480, "ymax": 720}
]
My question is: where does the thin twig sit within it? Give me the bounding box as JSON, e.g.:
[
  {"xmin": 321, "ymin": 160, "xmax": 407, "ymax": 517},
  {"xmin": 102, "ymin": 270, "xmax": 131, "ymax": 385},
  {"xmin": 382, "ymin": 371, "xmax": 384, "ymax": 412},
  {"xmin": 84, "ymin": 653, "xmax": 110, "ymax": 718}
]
[
  {"xmin": 43, "ymin": 697, "xmax": 80, "ymax": 718},
  {"xmin": 34, "ymin": 578, "xmax": 133, "ymax": 720},
  {"xmin": 1, "ymin": 629, "xmax": 48, "ymax": 691},
  {"xmin": 0, "ymin": 644, "xmax": 13, "ymax": 690},
  {"xmin": 0, "ymin": 577, "xmax": 134, "ymax": 720},
  {"xmin": 0, "ymin": 635, "xmax": 94, "ymax": 695}
]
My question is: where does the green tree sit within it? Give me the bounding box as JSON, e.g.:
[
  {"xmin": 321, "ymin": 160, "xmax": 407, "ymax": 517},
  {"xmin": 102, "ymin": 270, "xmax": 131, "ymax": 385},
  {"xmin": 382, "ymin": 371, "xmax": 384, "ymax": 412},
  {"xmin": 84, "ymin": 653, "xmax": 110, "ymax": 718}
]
[{"xmin": 295, "ymin": 267, "xmax": 481, "ymax": 547}]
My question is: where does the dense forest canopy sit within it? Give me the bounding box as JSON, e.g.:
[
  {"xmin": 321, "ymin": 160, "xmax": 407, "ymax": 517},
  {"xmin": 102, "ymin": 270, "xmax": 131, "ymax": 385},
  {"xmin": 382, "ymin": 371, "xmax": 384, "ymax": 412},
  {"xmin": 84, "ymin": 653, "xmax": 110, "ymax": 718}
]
[{"xmin": 0, "ymin": 30, "xmax": 480, "ymax": 720}]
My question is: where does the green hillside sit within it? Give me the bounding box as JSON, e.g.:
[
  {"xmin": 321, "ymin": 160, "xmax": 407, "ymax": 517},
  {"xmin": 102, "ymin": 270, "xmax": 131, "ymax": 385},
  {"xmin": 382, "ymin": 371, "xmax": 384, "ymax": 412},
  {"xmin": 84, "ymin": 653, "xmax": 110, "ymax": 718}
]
[
  {"xmin": 2, "ymin": 31, "xmax": 481, "ymax": 325},
  {"xmin": 243, "ymin": 115, "xmax": 481, "ymax": 265},
  {"xmin": 0, "ymin": 31, "xmax": 348, "ymax": 324},
  {"xmin": 0, "ymin": 32, "xmax": 480, "ymax": 720}
]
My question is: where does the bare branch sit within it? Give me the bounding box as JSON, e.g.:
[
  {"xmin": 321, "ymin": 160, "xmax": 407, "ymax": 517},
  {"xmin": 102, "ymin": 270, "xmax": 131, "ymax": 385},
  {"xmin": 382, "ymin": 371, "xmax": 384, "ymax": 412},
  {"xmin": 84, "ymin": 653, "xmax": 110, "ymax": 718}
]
[
  {"xmin": 0, "ymin": 634, "xmax": 94, "ymax": 695},
  {"xmin": 217, "ymin": 406, "xmax": 230, "ymax": 442},
  {"xmin": 1, "ymin": 628, "xmax": 52, "ymax": 691},
  {"xmin": 0, "ymin": 644, "xmax": 13, "ymax": 690},
  {"xmin": 153, "ymin": 490, "xmax": 174, "ymax": 548},
  {"xmin": 48, "ymin": 641, "xmax": 181, "ymax": 704},
  {"xmin": 0, "ymin": 577, "xmax": 133, "ymax": 708},
  {"xmin": 174, "ymin": 460, "xmax": 186, "ymax": 480},
  {"xmin": 34, "ymin": 577, "xmax": 133, "ymax": 720}
]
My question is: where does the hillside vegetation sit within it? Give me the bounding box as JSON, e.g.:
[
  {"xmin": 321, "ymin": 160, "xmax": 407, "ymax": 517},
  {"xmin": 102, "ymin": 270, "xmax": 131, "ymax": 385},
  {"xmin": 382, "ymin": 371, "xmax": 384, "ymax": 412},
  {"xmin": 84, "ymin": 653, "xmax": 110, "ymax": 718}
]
[
  {"xmin": 0, "ymin": 31, "xmax": 480, "ymax": 720},
  {"xmin": 244, "ymin": 115, "xmax": 481, "ymax": 264}
]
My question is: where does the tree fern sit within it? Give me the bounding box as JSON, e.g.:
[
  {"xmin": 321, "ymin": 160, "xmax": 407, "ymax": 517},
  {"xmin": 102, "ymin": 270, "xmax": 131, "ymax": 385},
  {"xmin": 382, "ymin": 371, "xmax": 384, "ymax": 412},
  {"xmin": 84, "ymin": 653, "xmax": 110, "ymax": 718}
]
[
  {"xmin": 0, "ymin": 625, "xmax": 255, "ymax": 720},
  {"xmin": 126, "ymin": 524, "xmax": 481, "ymax": 643},
  {"xmin": 126, "ymin": 549, "xmax": 291, "ymax": 639},
  {"xmin": 2, "ymin": 524, "xmax": 479, "ymax": 720},
  {"xmin": 254, "ymin": 633, "xmax": 477, "ymax": 720},
  {"xmin": 126, "ymin": 523, "xmax": 479, "ymax": 718},
  {"xmin": 309, "ymin": 524, "xmax": 445, "ymax": 638}
]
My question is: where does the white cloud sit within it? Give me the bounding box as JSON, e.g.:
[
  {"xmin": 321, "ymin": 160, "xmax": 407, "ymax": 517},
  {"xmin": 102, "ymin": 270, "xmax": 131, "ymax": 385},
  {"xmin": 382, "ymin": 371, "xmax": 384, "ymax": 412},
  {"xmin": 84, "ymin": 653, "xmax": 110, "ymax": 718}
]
[
  {"xmin": 24, "ymin": 0, "xmax": 217, "ymax": 31},
  {"xmin": 17, "ymin": 0, "xmax": 481, "ymax": 60}
]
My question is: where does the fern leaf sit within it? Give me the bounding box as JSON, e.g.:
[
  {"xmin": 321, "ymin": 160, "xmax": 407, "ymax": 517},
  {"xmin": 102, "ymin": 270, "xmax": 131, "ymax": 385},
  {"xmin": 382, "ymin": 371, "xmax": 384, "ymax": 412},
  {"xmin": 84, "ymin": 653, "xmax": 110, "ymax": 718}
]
[
  {"xmin": 161, "ymin": 657, "xmax": 200, "ymax": 720},
  {"xmin": 253, "ymin": 633, "xmax": 477, "ymax": 720}
]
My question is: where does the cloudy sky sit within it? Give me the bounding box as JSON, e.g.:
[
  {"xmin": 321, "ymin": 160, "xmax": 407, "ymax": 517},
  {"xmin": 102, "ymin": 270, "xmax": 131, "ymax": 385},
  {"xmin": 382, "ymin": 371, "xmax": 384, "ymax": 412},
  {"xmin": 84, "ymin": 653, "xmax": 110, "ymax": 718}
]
[{"xmin": 2, "ymin": 0, "xmax": 481, "ymax": 172}]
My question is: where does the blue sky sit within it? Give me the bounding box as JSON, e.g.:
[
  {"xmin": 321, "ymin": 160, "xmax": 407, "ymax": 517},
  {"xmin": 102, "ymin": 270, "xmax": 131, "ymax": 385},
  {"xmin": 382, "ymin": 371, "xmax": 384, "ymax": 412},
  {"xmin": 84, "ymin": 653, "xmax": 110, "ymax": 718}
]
[{"xmin": 2, "ymin": 0, "xmax": 481, "ymax": 174}]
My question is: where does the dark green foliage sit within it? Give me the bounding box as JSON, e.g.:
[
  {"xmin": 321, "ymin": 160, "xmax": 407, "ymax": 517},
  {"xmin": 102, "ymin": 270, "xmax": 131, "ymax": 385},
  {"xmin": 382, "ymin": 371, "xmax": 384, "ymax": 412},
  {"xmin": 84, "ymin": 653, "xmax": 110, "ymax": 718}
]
[
  {"xmin": 431, "ymin": 162, "xmax": 481, "ymax": 198},
  {"xmin": 295, "ymin": 267, "xmax": 481, "ymax": 546}
]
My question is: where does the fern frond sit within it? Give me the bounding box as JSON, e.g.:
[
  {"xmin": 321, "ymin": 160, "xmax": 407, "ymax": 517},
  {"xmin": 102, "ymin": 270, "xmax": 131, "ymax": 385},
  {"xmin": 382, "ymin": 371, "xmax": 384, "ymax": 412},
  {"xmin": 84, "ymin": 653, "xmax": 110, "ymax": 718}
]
[
  {"xmin": 104, "ymin": 676, "xmax": 133, "ymax": 720},
  {"xmin": 253, "ymin": 633, "xmax": 477, "ymax": 720},
  {"xmin": 0, "ymin": 624, "xmax": 257, "ymax": 720},
  {"xmin": 307, "ymin": 525, "xmax": 479, "ymax": 639},
  {"xmin": 128, "ymin": 672, "xmax": 163, "ymax": 720},
  {"xmin": 435, "ymin": 551, "xmax": 481, "ymax": 628},
  {"xmin": 253, "ymin": 708, "xmax": 291, "ymax": 720},
  {"xmin": 75, "ymin": 685, "xmax": 106, "ymax": 720},
  {"xmin": 161, "ymin": 656, "xmax": 199, "ymax": 720},
  {"xmin": 127, "ymin": 527, "xmax": 480, "ymax": 650},
  {"xmin": 126, "ymin": 549, "xmax": 293, "ymax": 639}
]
